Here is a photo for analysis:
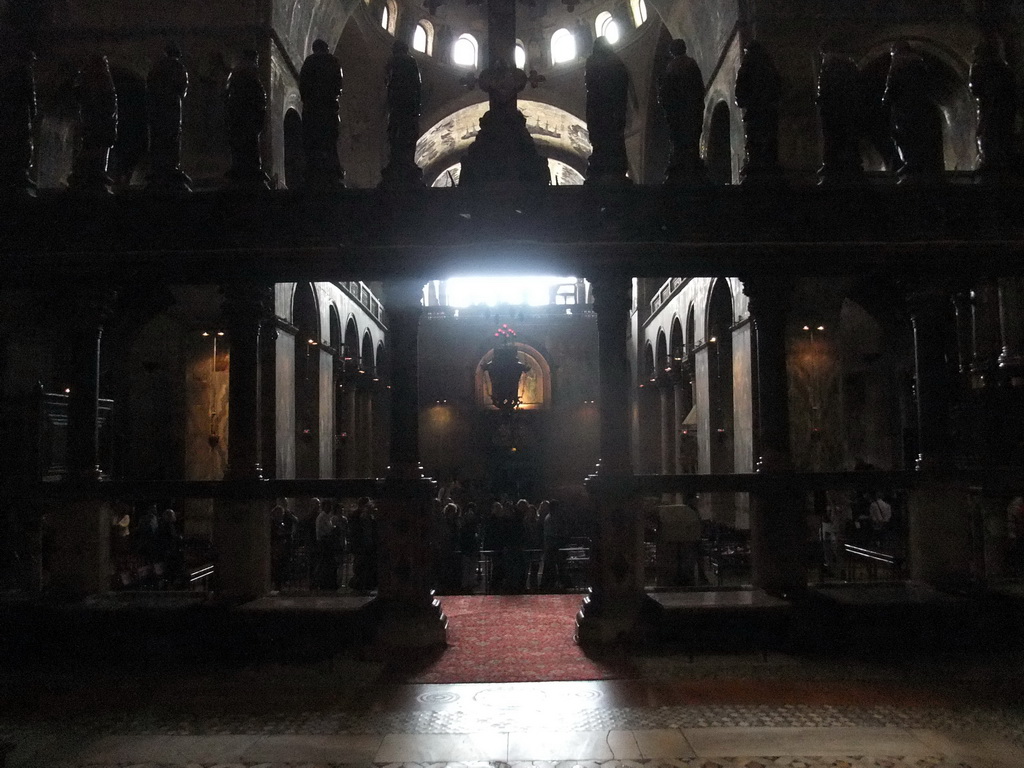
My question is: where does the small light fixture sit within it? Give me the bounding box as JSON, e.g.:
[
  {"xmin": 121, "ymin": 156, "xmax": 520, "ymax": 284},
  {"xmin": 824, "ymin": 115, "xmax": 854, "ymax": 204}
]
[
  {"xmin": 201, "ymin": 331, "xmax": 210, "ymax": 337},
  {"xmin": 708, "ymin": 336, "xmax": 717, "ymax": 343},
  {"xmin": 64, "ymin": 387, "xmax": 71, "ymax": 394}
]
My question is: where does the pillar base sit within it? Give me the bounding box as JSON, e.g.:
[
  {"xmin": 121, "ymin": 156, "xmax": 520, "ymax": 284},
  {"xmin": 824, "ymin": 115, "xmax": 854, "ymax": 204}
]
[
  {"xmin": 213, "ymin": 498, "xmax": 271, "ymax": 602},
  {"xmin": 47, "ymin": 500, "xmax": 111, "ymax": 598},
  {"xmin": 366, "ymin": 594, "xmax": 448, "ymax": 650},
  {"xmin": 575, "ymin": 590, "xmax": 658, "ymax": 646},
  {"xmin": 909, "ymin": 479, "xmax": 975, "ymax": 590}
]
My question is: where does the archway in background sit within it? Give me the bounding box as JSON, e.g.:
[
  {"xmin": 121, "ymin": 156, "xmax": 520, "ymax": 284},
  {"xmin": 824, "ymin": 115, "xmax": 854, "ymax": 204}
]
[
  {"xmin": 706, "ymin": 101, "xmax": 732, "ymax": 185},
  {"xmin": 293, "ymin": 284, "xmax": 321, "ymax": 479},
  {"xmin": 707, "ymin": 279, "xmax": 734, "ymax": 474}
]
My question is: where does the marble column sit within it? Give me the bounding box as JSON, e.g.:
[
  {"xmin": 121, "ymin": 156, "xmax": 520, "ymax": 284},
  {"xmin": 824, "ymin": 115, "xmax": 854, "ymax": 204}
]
[
  {"xmin": 370, "ymin": 279, "xmax": 447, "ymax": 649},
  {"xmin": 658, "ymin": 374, "xmax": 674, "ymax": 477},
  {"xmin": 971, "ymin": 280, "xmax": 1002, "ymax": 383},
  {"xmin": 998, "ymin": 276, "xmax": 1024, "ymax": 384},
  {"xmin": 743, "ymin": 276, "xmax": 805, "ymax": 596},
  {"xmin": 215, "ymin": 284, "xmax": 274, "ymax": 601},
  {"xmin": 907, "ymin": 285, "xmax": 972, "ymax": 586},
  {"xmin": 360, "ymin": 384, "xmax": 374, "ymax": 477},
  {"xmin": 49, "ymin": 289, "xmax": 116, "ymax": 597},
  {"xmin": 576, "ymin": 274, "xmax": 654, "ymax": 645}
]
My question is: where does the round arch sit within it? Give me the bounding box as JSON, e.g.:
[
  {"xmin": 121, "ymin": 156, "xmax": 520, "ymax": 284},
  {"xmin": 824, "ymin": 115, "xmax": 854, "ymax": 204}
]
[
  {"xmin": 474, "ymin": 342, "xmax": 552, "ymax": 410},
  {"xmin": 416, "ymin": 100, "xmax": 592, "ymax": 183}
]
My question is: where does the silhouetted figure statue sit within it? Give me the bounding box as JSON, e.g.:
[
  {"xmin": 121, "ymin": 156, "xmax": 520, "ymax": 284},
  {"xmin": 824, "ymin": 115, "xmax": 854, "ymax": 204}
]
[
  {"xmin": 0, "ymin": 50, "xmax": 38, "ymax": 196},
  {"xmin": 734, "ymin": 40, "xmax": 782, "ymax": 183},
  {"xmin": 299, "ymin": 39, "xmax": 344, "ymax": 188},
  {"xmin": 970, "ymin": 39, "xmax": 1017, "ymax": 177},
  {"xmin": 659, "ymin": 39, "xmax": 707, "ymax": 185},
  {"xmin": 459, "ymin": 57, "xmax": 548, "ymax": 187},
  {"xmin": 883, "ymin": 42, "xmax": 943, "ymax": 181},
  {"xmin": 225, "ymin": 49, "xmax": 270, "ymax": 189},
  {"xmin": 147, "ymin": 44, "xmax": 192, "ymax": 191},
  {"xmin": 68, "ymin": 55, "xmax": 118, "ymax": 194},
  {"xmin": 585, "ymin": 36, "xmax": 633, "ymax": 185},
  {"xmin": 381, "ymin": 41, "xmax": 423, "ymax": 188},
  {"xmin": 816, "ymin": 51, "xmax": 865, "ymax": 183}
]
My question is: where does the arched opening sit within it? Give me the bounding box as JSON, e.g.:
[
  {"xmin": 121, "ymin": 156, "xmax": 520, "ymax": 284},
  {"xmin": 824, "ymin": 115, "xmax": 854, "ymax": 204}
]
[
  {"xmin": 706, "ymin": 101, "xmax": 732, "ymax": 185},
  {"xmin": 707, "ymin": 280, "xmax": 734, "ymax": 475},
  {"xmin": 859, "ymin": 44, "xmax": 972, "ymax": 173},
  {"xmin": 329, "ymin": 307, "xmax": 343, "ymax": 478},
  {"xmin": 283, "ymin": 108, "xmax": 304, "ymax": 189},
  {"xmin": 361, "ymin": 331, "xmax": 374, "ymax": 376},
  {"xmin": 515, "ymin": 40, "xmax": 527, "ymax": 69},
  {"xmin": 680, "ymin": 305, "xmax": 698, "ymax": 468},
  {"xmin": 595, "ymin": 11, "xmax": 620, "ymax": 46},
  {"xmin": 381, "ymin": 0, "xmax": 398, "ymax": 35},
  {"xmin": 453, "ymin": 33, "xmax": 479, "ymax": 68},
  {"xmin": 413, "ymin": 20, "xmax": 433, "ymax": 55},
  {"xmin": 629, "ymin": 0, "xmax": 648, "ymax": 27},
  {"xmin": 339, "ymin": 318, "xmax": 360, "ymax": 477},
  {"xmin": 293, "ymin": 284, "xmax": 321, "ymax": 479},
  {"xmin": 551, "ymin": 28, "xmax": 577, "ymax": 65}
]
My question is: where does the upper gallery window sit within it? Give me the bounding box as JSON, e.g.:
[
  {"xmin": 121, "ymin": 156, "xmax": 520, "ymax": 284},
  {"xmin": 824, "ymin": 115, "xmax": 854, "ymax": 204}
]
[
  {"xmin": 630, "ymin": 0, "xmax": 648, "ymax": 26},
  {"xmin": 453, "ymin": 33, "xmax": 479, "ymax": 67},
  {"xmin": 381, "ymin": 0, "xmax": 397, "ymax": 34},
  {"xmin": 413, "ymin": 21, "xmax": 433, "ymax": 54},
  {"xmin": 595, "ymin": 11, "xmax": 620, "ymax": 45},
  {"xmin": 515, "ymin": 41, "xmax": 527, "ymax": 69},
  {"xmin": 551, "ymin": 27, "xmax": 576, "ymax": 64}
]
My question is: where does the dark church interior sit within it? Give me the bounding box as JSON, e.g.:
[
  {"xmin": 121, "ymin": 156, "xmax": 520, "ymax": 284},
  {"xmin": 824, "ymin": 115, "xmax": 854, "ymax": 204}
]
[{"xmin": 1, "ymin": 0, "xmax": 1024, "ymax": 765}]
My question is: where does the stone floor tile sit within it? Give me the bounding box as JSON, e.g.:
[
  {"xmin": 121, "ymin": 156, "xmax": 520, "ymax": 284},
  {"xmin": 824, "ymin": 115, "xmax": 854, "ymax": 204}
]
[
  {"xmin": 909, "ymin": 727, "xmax": 1024, "ymax": 765},
  {"xmin": 681, "ymin": 728, "xmax": 933, "ymax": 758},
  {"xmin": 607, "ymin": 731, "xmax": 642, "ymax": 760},
  {"xmin": 631, "ymin": 729, "xmax": 695, "ymax": 759},
  {"xmin": 241, "ymin": 734, "xmax": 383, "ymax": 763},
  {"xmin": 375, "ymin": 732, "xmax": 509, "ymax": 762},
  {"xmin": 508, "ymin": 731, "xmax": 618, "ymax": 761}
]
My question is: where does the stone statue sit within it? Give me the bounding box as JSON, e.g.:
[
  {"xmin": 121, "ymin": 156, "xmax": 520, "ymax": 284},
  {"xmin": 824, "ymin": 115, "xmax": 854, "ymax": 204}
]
[
  {"xmin": 970, "ymin": 39, "xmax": 1017, "ymax": 176},
  {"xmin": 816, "ymin": 51, "xmax": 865, "ymax": 183},
  {"xmin": 585, "ymin": 36, "xmax": 633, "ymax": 185},
  {"xmin": 299, "ymin": 39, "xmax": 344, "ymax": 188},
  {"xmin": 883, "ymin": 42, "xmax": 943, "ymax": 180},
  {"xmin": 147, "ymin": 44, "xmax": 192, "ymax": 191},
  {"xmin": 734, "ymin": 40, "xmax": 782, "ymax": 183},
  {"xmin": 68, "ymin": 54, "xmax": 118, "ymax": 194},
  {"xmin": 659, "ymin": 39, "xmax": 707, "ymax": 185},
  {"xmin": 459, "ymin": 57, "xmax": 548, "ymax": 187},
  {"xmin": 381, "ymin": 40, "xmax": 423, "ymax": 188},
  {"xmin": 225, "ymin": 49, "xmax": 270, "ymax": 189},
  {"xmin": 0, "ymin": 50, "xmax": 38, "ymax": 195}
]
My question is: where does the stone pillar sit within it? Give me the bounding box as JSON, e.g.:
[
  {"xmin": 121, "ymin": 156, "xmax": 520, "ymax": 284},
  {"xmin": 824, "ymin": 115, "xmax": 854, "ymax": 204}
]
[
  {"xmin": 215, "ymin": 284, "xmax": 274, "ymax": 601},
  {"xmin": 998, "ymin": 276, "xmax": 1024, "ymax": 384},
  {"xmin": 361, "ymin": 385, "xmax": 374, "ymax": 477},
  {"xmin": 49, "ymin": 289, "xmax": 116, "ymax": 597},
  {"xmin": 972, "ymin": 280, "xmax": 1002, "ymax": 383},
  {"xmin": 672, "ymin": 371, "xmax": 688, "ymax": 475},
  {"xmin": 658, "ymin": 372, "xmax": 674, "ymax": 489},
  {"xmin": 907, "ymin": 286, "xmax": 972, "ymax": 586},
  {"xmin": 369, "ymin": 279, "xmax": 446, "ymax": 649},
  {"xmin": 576, "ymin": 274, "xmax": 653, "ymax": 644},
  {"xmin": 344, "ymin": 385, "xmax": 358, "ymax": 477},
  {"xmin": 743, "ymin": 276, "xmax": 805, "ymax": 596}
]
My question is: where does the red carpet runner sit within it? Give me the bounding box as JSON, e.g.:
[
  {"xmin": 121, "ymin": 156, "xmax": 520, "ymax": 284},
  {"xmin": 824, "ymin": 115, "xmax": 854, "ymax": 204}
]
[{"xmin": 392, "ymin": 594, "xmax": 633, "ymax": 684}]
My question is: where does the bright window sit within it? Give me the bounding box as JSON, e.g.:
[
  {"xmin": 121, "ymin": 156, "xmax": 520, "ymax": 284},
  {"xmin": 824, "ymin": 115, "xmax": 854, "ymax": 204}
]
[
  {"xmin": 595, "ymin": 11, "xmax": 620, "ymax": 45},
  {"xmin": 550, "ymin": 27, "xmax": 576, "ymax": 65},
  {"xmin": 413, "ymin": 22, "xmax": 432, "ymax": 54},
  {"xmin": 515, "ymin": 42, "xmax": 527, "ymax": 69},
  {"xmin": 381, "ymin": 0, "xmax": 397, "ymax": 34},
  {"xmin": 453, "ymin": 33, "xmax": 478, "ymax": 67},
  {"xmin": 630, "ymin": 0, "xmax": 647, "ymax": 26}
]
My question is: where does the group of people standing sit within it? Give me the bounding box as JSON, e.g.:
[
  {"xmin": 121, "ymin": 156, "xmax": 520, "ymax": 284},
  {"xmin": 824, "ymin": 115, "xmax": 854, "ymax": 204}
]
[
  {"xmin": 431, "ymin": 496, "xmax": 577, "ymax": 595},
  {"xmin": 110, "ymin": 503, "xmax": 184, "ymax": 589}
]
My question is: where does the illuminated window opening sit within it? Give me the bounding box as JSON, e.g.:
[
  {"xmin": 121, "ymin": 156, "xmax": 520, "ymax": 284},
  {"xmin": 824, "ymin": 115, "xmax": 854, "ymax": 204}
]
[
  {"xmin": 595, "ymin": 11, "xmax": 620, "ymax": 45},
  {"xmin": 453, "ymin": 33, "xmax": 479, "ymax": 67},
  {"xmin": 550, "ymin": 27, "xmax": 576, "ymax": 65},
  {"xmin": 629, "ymin": 0, "xmax": 647, "ymax": 27},
  {"xmin": 515, "ymin": 41, "xmax": 527, "ymax": 69}
]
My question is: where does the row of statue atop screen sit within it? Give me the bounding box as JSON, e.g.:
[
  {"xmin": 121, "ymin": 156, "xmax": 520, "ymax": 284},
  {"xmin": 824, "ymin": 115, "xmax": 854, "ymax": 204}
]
[{"xmin": 0, "ymin": 33, "xmax": 1017, "ymax": 195}]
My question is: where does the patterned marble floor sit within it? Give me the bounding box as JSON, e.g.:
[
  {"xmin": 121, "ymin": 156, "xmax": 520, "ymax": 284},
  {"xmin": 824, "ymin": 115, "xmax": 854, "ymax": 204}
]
[{"xmin": 4, "ymin": 645, "xmax": 1024, "ymax": 768}]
